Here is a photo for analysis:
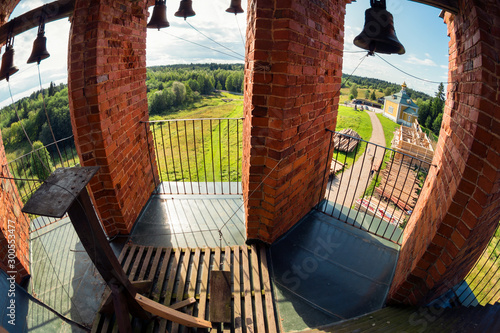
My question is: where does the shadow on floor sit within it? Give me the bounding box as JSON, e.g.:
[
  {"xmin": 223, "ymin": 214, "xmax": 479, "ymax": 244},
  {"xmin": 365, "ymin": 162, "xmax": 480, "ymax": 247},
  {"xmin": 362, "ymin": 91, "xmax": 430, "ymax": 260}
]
[
  {"xmin": 130, "ymin": 194, "xmax": 246, "ymax": 248},
  {"xmin": 269, "ymin": 209, "xmax": 400, "ymax": 332}
]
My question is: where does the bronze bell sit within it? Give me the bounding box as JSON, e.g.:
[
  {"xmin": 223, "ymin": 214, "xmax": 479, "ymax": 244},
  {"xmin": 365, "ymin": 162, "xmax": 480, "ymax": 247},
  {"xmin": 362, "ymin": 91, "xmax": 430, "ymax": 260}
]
[
  {"xmin": 353, "ymin": 0, "xmax": 405, "ymax": 55},
  {"xmin": 174, "ymin": 0, "xmax": 196, "ymax": 19},
  {"xmin": 147, "ymin": 0, "xmax": 170, "ymax": 30},
  {"xmin": 27, "ymin": 33, "xmax": 50, "ymax": 64},
  {"xmin": 226, "ymin": 0, "xmax": 244, "ymax": 14},
  {"xmin": 0, "ymin": 46, "xmax": 19, "ymax": 81}
]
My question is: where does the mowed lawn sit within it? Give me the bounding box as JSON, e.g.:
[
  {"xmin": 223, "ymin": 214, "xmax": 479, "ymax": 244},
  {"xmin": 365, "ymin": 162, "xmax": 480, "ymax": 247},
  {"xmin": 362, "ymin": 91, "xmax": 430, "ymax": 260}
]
[
  {"xmin": 150, "ymin": 92, "xmax": 244, "ymax": 183},
  {"xmin": 332, "ymin": 105, "xmax": 373, "ymax": 167}
]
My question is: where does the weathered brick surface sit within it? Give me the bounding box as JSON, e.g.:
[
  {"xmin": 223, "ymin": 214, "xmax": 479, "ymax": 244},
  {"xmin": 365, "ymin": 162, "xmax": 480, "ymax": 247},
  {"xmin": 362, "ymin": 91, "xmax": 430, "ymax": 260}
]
[
  {"xmin": 0, "ymin": 0, "xmax": 19, "ymax": 25},
  {"xmin": 387, "ymin": 0, "xmax": 500, "ymax": 305},
  {"xmin": 68, "ymin": 0, "xmax": 158, "ymax": 236},
  {"xmin": 242, "ymin": 0, "xmax": 350, "ymax": 243},
  {"xmin": 0, "ymin": 131, "xmax": 30, "ymax": 283}
]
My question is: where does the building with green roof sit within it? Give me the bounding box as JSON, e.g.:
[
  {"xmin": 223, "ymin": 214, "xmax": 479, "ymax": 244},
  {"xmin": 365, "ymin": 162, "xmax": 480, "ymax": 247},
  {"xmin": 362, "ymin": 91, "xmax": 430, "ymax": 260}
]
[{"xmin": 382, "ymin": 82, "xmax": 419, "ymax": 126}]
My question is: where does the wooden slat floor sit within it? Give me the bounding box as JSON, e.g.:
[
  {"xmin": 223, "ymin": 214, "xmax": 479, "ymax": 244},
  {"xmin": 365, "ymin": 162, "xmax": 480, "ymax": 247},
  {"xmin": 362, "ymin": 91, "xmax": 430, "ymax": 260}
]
[{"xmin": 91, "ymin": 243, "xmax": 279, "ymax": 333}]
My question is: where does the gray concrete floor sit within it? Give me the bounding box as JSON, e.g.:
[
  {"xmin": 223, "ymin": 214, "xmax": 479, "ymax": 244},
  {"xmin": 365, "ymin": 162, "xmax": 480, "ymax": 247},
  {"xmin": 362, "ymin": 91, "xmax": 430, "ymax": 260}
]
[
  {"xmin": 269, "ymin": 209, "xmax": 400, "ymax": 332},
  {"xmin": 28, "ymin": 217, "xmax": 106, "ymax": 332},
  {"xmin": 130, "ymin": 193, "xmax": 246, "ymax": 248}
]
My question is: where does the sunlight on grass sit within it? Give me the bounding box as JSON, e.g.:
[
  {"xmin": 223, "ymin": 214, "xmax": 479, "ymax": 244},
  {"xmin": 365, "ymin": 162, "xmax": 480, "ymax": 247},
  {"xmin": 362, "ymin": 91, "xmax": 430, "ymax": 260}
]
[{"xmin": 333, "ymin": 106, "xmax": 373, "ymax": 167}]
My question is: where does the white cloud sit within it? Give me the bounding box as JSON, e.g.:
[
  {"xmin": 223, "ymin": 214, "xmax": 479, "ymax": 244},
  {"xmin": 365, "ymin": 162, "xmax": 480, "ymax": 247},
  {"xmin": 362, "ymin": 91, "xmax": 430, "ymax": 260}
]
[
  {"xmin": 425, "ymin": 53, "xmax": 431, "ymax": 58},
  {"xmin": 404, "ymin": 55, "xmax": 438, "ymax": 67}
]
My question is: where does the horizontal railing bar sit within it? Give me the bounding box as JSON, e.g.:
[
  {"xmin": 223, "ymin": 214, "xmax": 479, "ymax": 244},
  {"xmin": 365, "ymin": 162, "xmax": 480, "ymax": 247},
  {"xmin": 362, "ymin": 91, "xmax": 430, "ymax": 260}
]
[
  {"xmin": 142, "ymin": 117, "xmax": 244, "ymax": 123},
  {"xmin": 5, "ymin": 135, "xmax": 75, "ymax": 165},
  {"xmin": 326, "ymin": 128, "xmax": 437, "ymax": 167}
]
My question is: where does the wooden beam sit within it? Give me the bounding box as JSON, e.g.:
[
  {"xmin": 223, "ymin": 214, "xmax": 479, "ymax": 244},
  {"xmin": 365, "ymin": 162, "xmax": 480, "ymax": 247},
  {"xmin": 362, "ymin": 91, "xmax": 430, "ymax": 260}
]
[
  {"xmin": 0, "ymin": 0, "xmax": 74, "ymax": 46},
  {"xmin": 409, "ymin": 0, "xmax": 458, "ymax": 14},
  {"xmin": 135, "ymin": 294, "xmax": 213, "ymax": 328}
]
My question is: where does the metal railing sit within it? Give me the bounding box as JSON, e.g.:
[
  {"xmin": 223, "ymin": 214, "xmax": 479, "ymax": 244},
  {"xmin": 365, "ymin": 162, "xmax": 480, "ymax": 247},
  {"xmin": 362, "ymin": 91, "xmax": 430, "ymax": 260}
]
[
  {"xmin": 457, "ymin": 222, "xmax": 500, "ymax": 306},
  {"xmin": 5, "ymin": 136, "xmax": 80, "ymax": 232},
  {"xmin": 145, "ymin": 118, "xmax": 244, "ymax": 195},
  {"xmin": 317, "ymin": 130, "xmax": 433, "ymax": 245}
]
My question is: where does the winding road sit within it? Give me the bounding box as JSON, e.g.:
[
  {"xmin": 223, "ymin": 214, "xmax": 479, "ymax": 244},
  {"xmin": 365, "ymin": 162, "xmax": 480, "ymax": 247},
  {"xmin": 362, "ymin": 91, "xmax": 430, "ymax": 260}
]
[{"xmin": 327, "ymin": 111, "xmax": 388, "ymax": 207}]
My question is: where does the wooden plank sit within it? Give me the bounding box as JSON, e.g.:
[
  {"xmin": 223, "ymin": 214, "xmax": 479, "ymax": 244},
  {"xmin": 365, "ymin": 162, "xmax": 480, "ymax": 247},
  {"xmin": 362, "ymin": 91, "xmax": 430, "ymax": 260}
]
[
  {"xmin": 233, "ymin": 246, "xmax": 242, "ymax": 333},
  {"xmin": 241, "ymin": 245, "xmax": 254, "ymax": 333},
  {"xmin": 122, "ymin": 244, "xmax": 137, "ymax": 275},
  {"xmin": 129, "ymin": 246, "xmax": 145, "ymax": 279},
  {"xmin": 209, "ymin": 270, "xmax": 232, "ymax": 323},
  {"xmin": 135, "ymin": 294, "xmax": 212, "ymax": 328},
  {"xmin": 223, "ymin": 246, "xmax": 231, "ymax": 272},
  {"xmin": 171, "ymin": 249, "xmax": 192, "ymax": 333},
  {"xmin": 118, "ymin": 243, "xmax": 130, "ymax": 263},
  {"xmin": 187, "ymin": 248, "xmax": 201, "ymax": 298},
  {"xmin": 250, "ymin": 245, "xmax": 266, "ymax": 333},
  {"xmin": 137, "ymin": 246, "xmax": 154, "ymax": 281},
  {"xmin": 214, "ymin": 247, "xmax": 222, "ymax": 271},
  {"xmin": 159, "ymin": 248, "xmax": 182, "ymax": 332},
  {"xmin": 151, "ymin": 248, "xmax": 172, "ymax": 302},
  {"xmin": 259, "ymin": 246, "xmax": 277, "ymax": 333},
  {"xmin": 198, "ymin": 248, "xmax": 212, "ymax": 320},
  {"xmin": 146, "ymin": 247, "xmax": 163, "ymax": 283},
  {"xmin": 170, "ymin": 297, "xmax": 196, "ymax": 310}
]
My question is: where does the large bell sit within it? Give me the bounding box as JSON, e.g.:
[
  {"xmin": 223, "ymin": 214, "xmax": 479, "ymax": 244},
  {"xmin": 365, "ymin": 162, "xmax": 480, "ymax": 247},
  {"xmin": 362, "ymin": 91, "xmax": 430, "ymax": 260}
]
[
  {"xmin": 226, "ymin": 0, "xmax": 244, "ymax": 14},
  {"xmin": 353, "ymin": 0, "xmax": 405, "ymax": 55},
  {"xmin": 27, "ymin": 33, "xmax": 50, "ymax": 64},
  {"xmin": 0, "ymin": 46, "xmax": 19, "ymax": 81},
  {"xmin": 174, "ymin": 0, "xmax": 196, "ymax": 19},
  {"xmin": 147, "ymin": 0, "xmax": 170, "ymax": 30}
]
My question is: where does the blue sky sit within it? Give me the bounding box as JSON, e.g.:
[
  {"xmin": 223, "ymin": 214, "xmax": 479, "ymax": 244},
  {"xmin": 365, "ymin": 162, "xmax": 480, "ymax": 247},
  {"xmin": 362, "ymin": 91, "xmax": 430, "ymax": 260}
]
[{"xmin": 0, "ymin": 0, "xmax": 449, "ymax": 107}]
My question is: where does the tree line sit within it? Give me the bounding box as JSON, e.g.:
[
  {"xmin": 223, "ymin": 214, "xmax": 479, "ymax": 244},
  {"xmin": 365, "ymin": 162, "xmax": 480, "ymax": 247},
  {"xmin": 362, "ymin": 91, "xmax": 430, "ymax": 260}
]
[
  {"xmin": 343, "ymin": 74, "xmax": 432, "ymax": 101},
  {"xmin": 147, "ymin": 63, "xmax": 244, "ymax": 116}
]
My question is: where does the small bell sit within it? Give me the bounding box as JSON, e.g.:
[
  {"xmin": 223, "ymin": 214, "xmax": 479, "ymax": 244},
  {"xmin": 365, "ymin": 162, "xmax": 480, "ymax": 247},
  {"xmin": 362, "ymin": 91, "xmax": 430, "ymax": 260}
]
[
  {"xmin": 147, "ymin": 0, "xmax": 170, "ymax": 30},
  {"xmin": 353, "ymin": 0, "xmax": 405, "ymax": 55},
  {"xmin": 27, "ymin": 33, "xmax": 50, "ymax": 64},
  {"xmin": 226, "ymin": 0, "xmax": 244, "ymax": 14},
  {"xmin": 174, "ymin": 0, "xmax": 196, "ymax": 19},
  {"xmin": 0, "ymin": 46, "xmax": 19, "ymax": 81}
]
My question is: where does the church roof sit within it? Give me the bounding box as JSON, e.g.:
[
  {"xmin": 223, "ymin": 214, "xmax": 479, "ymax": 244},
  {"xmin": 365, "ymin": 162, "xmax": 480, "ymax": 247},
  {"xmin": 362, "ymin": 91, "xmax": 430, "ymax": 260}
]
[{"xmin": 384, "ymin": 82, "xmax": 419, "ymax": 109}]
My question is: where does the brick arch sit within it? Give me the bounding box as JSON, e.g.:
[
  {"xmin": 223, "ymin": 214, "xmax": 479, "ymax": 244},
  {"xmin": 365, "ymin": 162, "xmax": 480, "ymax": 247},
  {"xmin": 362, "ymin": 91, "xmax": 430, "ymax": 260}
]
[
  {"xmin": 387, "ymin": 0, "xmax": 500, "ymax": 305},
  {"xmin": 67, "ymin": 0, "xmax": 158, "ymax": 236}
]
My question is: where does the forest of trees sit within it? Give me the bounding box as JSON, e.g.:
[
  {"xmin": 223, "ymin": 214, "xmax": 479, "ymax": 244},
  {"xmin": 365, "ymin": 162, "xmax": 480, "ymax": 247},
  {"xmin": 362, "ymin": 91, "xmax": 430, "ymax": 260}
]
[
  {"xmin": 147, "ymin": 63, "xmax": 244, "ymax": 116},
  {"xmin": 1, "ymin": 66, "xmax": 442, "ymax": 157},
  {"xmin": 416, "ymin": 83, "xmax": 446, "ymax": 135},
  {"xmin": 0, "ymin": 64, "xmax": 245, "ymax": 152},
  {"xmin": 343, "ymin": 74, "xmax": 433, "ymax": 101}
]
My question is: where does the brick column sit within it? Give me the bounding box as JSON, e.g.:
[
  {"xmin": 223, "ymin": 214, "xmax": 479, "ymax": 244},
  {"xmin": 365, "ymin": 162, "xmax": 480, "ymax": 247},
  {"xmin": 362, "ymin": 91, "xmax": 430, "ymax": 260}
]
[
  {"xmin": 388, "ymin": 0, "xmax": 500, "ymax": 305},
  {"xmin": 68, "ymin": 0, "xmax": 158, "ymax": 236},
  {"xmin": 242, "ymin": 0, "xmax": 349, "ymax": 243},
  {"xmin": 0, "ymin": 131, "xmax": 30, "ymax": 283}
]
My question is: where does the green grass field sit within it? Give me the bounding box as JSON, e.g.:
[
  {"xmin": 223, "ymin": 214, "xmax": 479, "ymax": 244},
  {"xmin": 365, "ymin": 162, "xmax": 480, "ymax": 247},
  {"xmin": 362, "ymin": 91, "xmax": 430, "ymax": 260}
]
[
  {"xmin": 150, "ymin": 92, "xmax": 244, "ymax": 184},
  {"xmin": 332, "ymin": 106, "xmax": 373, "ymax": 167},
  {"xmin": 465, "ymin": 224, "xmax": 500, "ymax": 305}
]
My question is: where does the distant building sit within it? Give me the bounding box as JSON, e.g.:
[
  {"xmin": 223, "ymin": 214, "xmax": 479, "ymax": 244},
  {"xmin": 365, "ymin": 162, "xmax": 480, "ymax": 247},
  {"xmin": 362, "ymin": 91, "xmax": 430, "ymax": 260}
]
[{"xmin": 382, "ymin": 82, "xmax": 419, "ymax": 126}]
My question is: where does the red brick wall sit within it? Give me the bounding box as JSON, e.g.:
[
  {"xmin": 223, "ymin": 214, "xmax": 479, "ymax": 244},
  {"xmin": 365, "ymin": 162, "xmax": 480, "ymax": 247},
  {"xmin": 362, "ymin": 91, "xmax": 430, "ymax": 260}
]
[
  {"xmin": 0, "ymin": 0, "xmax": 19, "ymax": 25},
  {"xmin": 388, "ymin": 0, "xmax": 500, "ymax": 305},
  {"xmin": 0, "ymin": 131, "xmax": 30, "ymax": 283},
  {"xmin": 243, "ymin": 0, "xmax": 350, "ymax": 243},
  {"xmin": 68, "ymin": 0, "xmax": 158, "ymax": 236}
]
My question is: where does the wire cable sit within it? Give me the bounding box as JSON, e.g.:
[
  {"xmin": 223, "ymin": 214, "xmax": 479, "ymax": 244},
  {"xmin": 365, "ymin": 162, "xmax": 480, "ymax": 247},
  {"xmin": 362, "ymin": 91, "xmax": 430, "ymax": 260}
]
[
  {"xmin": 161, "ymin": 31, "xmax": 245, "ymax": 61},
  {"xmin": 235, "ymin": 15, "xmax": 246, "ymax": 52},
  {"xmin": 37, "ymin": 64, "xmax": 65, "ymax": 166},
  {"xmin": 217, "ymin": 53, "xmax": 369, "ymax": 236},
  {"xmin": 186, "ymin": 21, "xmax": 244, "ymax": 59},
  {"xmin": 375, "ymin": 53, "xmax": 448, "ymax": 85}
]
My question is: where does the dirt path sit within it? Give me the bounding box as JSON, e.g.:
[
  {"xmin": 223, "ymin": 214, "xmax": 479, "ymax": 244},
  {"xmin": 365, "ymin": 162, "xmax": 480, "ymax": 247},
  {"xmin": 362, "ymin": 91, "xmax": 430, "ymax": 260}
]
[{"xmin": 327, "ymin": 111, "xmax": 388, "ymax": 207}]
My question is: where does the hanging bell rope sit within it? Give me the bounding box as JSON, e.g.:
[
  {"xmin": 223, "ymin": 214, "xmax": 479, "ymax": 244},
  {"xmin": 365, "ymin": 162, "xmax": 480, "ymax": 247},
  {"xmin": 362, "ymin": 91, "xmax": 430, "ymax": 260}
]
[
  {"xmin": 174, "ymin": 0, "xmax": 196, "ymax": 20},
  {"xmin": 353, "ymin": 0, "xmax": 405, "ymax": 55},
  {"xmin": 0, "ymin": 20, "xmax": 19, "ymax": 82},
  {"xmin": 147, "ymin": 0, "xmax": 170, "ymax": 30},
  {"xmin": 27, "ymin": 5, "xmax": 50, "ymax": 64}
]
